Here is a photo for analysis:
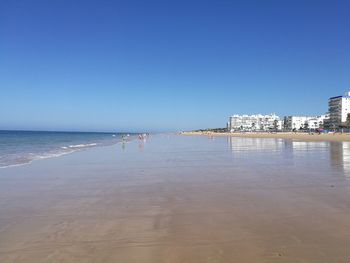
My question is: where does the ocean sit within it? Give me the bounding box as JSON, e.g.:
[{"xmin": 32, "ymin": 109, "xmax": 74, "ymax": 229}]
[{"xmin": 0, "ymin": 130, "xmax": 130, "ymax": 168}]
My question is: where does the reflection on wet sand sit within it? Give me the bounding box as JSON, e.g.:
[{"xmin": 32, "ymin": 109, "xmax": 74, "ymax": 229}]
[
  {"xmin": 228, "ymin": 137, "xmax": 350, "ymax": 176},
  {"xmin": 227, "ymin": 136, "xmax": 331, "ymax": 155},
  {"xmin": 227, "ymin": 136, "xmax": 284, "ymax": 153},
  {"xmin": 330, "ymin": 142, "xmax": 350, "ymax": 176}
]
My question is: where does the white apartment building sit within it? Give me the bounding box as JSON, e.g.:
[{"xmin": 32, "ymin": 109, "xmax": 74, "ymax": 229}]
[
  {"xmin": 284, "ymin": 115, "xmax": 326, "ymax": 131},
  {"xmin": 308, "ymin": 115, "xmax": 327, "ymax": 129},
  {"xmin": 328, "ymin": 91, "xmax": 350, "ymax": 128},
  {"xmin": 229, "ymin": 114, "xmax": 281, "ymax": 132}
]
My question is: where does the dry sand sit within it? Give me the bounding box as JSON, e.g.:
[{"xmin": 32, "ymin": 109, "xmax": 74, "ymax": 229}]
[
  {"xmin": 182, "ymin": 131, "xmax": 350, "ymax": 142},
  {"xmin": 1, "ymin": 135, "xmax": 350, "ymax": 262}
]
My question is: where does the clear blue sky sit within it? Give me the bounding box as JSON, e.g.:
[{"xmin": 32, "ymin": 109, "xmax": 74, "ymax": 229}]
[{"xmin": 0, "ymin": 0, "xmax": 349, "ymax": 132}]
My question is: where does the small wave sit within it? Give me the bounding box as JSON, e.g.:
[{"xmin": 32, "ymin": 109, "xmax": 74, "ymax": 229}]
[
  {"xmin": 33, "ymin": 151, "xmax": 75, "ymax": 160},
  {"xmin": 68, "ymin": 143, "xmax": 98, "ymax": 148},
  {"xmin": 0, "ymin": 162, "xmax": 31, "ymax": 169},
  {"xmin": 0, "ymin": 150, "xmax": 76, "ymax": 169}
]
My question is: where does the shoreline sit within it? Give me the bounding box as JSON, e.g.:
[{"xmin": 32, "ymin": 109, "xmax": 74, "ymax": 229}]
[
  {"xmin": 181, "ymin": 131, "xmax": 350, "ymax": 142},
  {"xmin": 0, "ymin": 140, "xmax": 132, "ymax": 170}
]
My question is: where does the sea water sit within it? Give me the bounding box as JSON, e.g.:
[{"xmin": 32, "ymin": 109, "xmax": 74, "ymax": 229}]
[{"xmin": 0, "ymin": 130, "xmax": 128, "ymax": 168}]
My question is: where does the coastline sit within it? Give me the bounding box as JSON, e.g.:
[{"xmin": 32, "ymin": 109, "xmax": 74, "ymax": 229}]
[
  {"xmin": 0, "ymin": 131, "xmax": 136, "ymax": 169},
  {"xmin": 181, "ymin": 131, "xmax": 350, "ymax": 142}
]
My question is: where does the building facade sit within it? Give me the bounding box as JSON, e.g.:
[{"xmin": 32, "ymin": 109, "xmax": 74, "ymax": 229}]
[
  {"xmin": 328, "ymin": 91, "xmax": 350, "ymax": 128},
  {"xmin": 229, "ymin": 114, "xmax": 281, "ymax": 132},
  {"xmin": 284, "ymin": 115, "xmax": 326, "ymax": 131}
]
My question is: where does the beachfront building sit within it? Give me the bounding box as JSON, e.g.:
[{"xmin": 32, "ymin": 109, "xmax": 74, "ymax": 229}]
[
  {"xmin": 283, "ymin": 115, "xmax": 326, "ymax": 131},
  {"xmin": 327, "ymin": 91, "xmax": 350, "ymax": 129},
  {"xmin": 308, "ymin": 115, "xmax": 327, "ymax": 129},
  {"xmin": 323, "ymin": 113, "xmax": 331, "ymax": 129},
  {"xmin": 228, "ymin": 114, "xmax": 282, "ymax": 132}
]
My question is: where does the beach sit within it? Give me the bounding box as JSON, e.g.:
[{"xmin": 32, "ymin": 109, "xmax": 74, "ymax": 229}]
[
  {"xmin": 181, "ymin": 131, "xmax": 350, "ymax": 142},
  {"xmin": 1, "ymin": 134, "xmax": 350, "ymax": 262}
]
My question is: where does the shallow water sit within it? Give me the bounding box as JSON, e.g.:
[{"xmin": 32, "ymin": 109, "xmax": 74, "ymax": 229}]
[
  {"xmin": 0, "ymin": 130, "xmax": 126, "ymax": 168},
  {"xmin": 1, "ymin": 135, "xmax": 350, "ymax": 262}
]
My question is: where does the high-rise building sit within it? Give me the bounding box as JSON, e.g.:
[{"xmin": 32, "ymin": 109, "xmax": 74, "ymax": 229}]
[{"xmin": 328, "ymin": 91, "xmax": 350, "ymax": 128}]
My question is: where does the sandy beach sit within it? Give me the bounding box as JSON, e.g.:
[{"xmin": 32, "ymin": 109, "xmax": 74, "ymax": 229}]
[
  {"xmin": 1, "ymin": 135, "xmax": 350, "ymax": 262},
  {"xmin": 181, "ymin": 131, "xmax": 350, "ymax": 142}
]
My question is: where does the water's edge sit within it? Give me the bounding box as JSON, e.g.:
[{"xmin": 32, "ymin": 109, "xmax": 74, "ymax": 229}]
[{"xmin": 0, "ymin": 131, "xmax": 137, "ymax": 169}]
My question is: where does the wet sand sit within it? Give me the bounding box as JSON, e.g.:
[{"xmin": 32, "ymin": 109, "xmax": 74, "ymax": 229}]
[
  {"xmin": 1, "ymin": 135, "xmax": 350, "ymax": 262},
  {"xmin": 182, "ymin": 131, "xmax": 350, "ymax": 142}
]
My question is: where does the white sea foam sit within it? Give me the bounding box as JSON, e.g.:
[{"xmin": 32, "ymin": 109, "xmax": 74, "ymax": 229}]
[
  {"xmin": 0, "ymin": 162, "xmax": 31, "ymax": 169},
  {"xmin": 0, "ymin": 150, "xmax": 76, "ymax": 169},
  {"xmin": 68, "ymin": 143, "xmax": 98, "ymax": 148},
  {"xmin": 33, "ymin": 151, "xmax": 75, "ymax": 160}
]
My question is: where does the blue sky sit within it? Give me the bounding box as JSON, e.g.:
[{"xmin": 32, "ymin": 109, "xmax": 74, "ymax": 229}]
[{"xmin": 0, "ymin": 0, "xmax": 349, "ymax": 132}]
